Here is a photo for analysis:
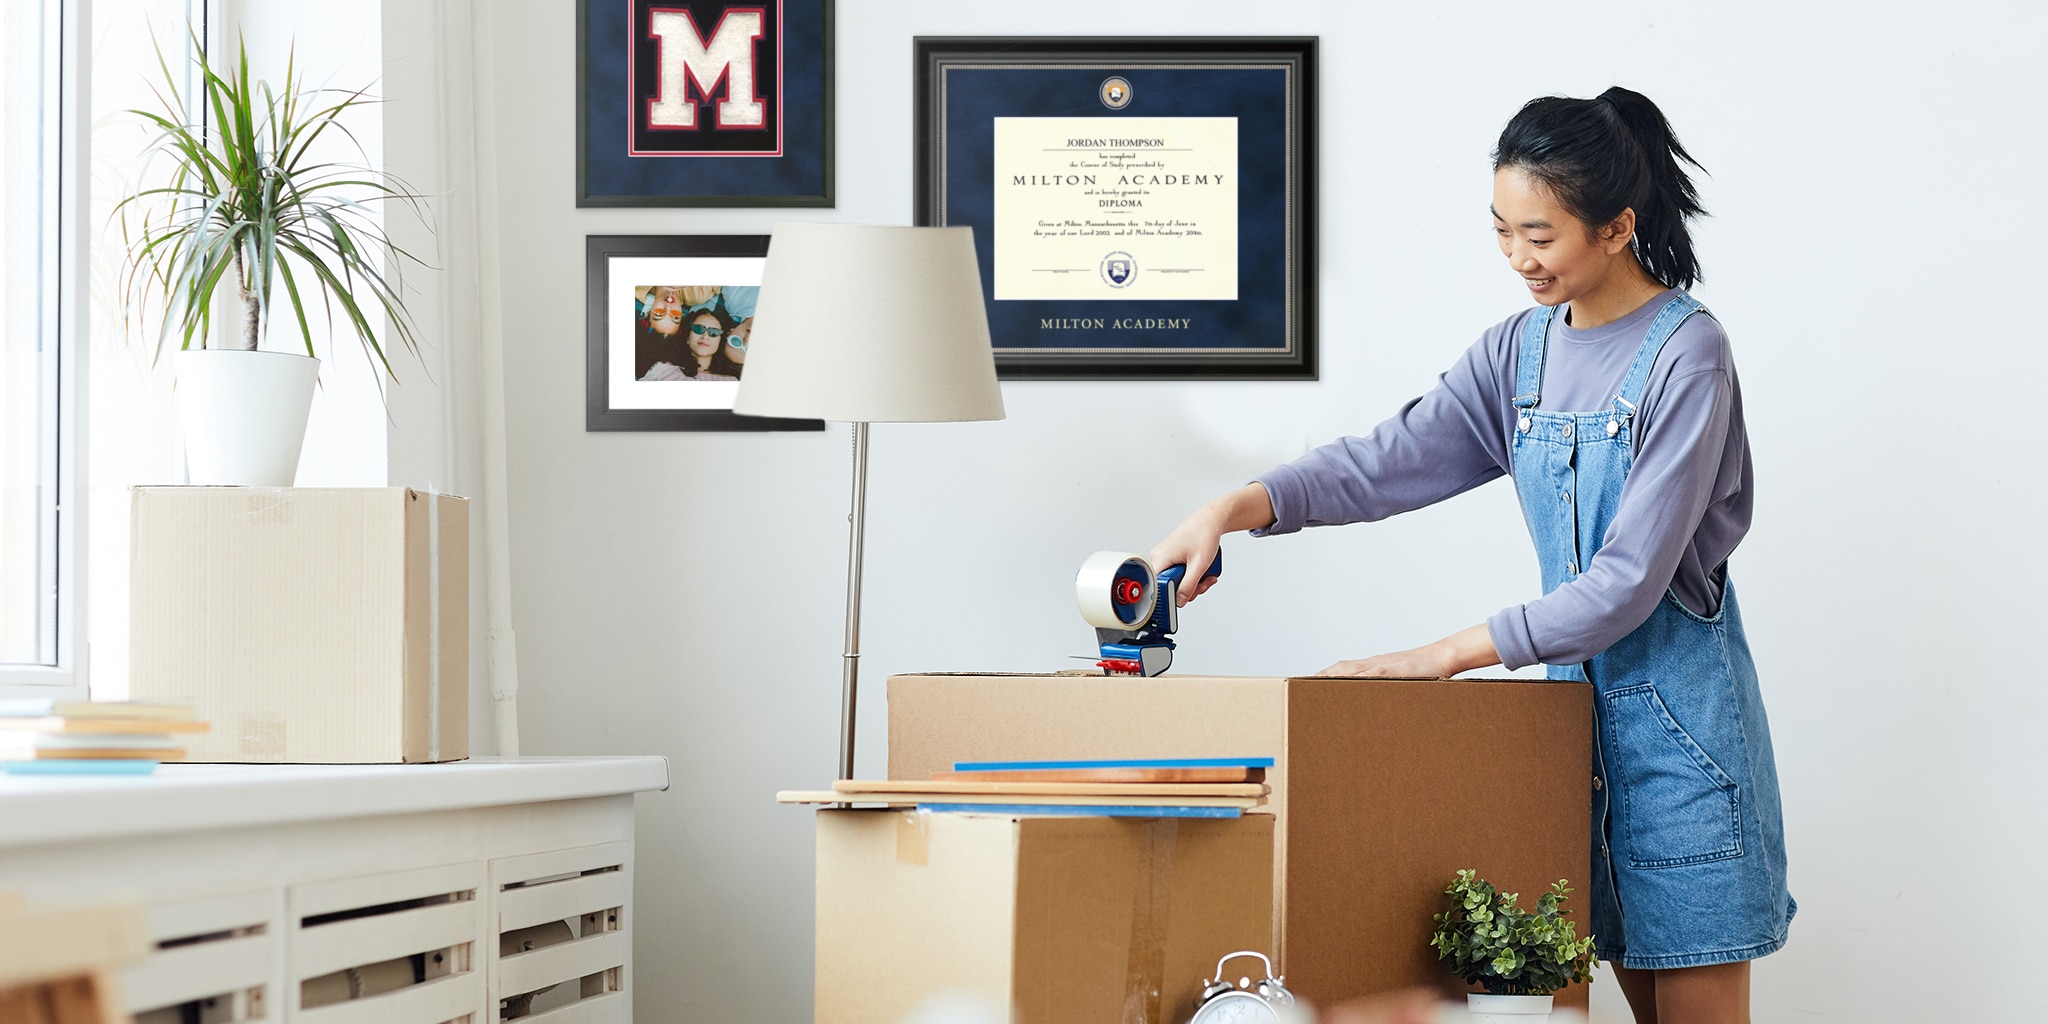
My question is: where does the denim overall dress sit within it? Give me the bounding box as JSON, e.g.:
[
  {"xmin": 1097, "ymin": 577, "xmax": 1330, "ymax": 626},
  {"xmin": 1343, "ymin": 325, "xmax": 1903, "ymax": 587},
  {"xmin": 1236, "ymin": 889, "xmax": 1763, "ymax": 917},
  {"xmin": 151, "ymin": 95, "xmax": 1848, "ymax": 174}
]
[{"xmin": 1511, "ymin": 294, "xmax": 1795, "ymax": 970}]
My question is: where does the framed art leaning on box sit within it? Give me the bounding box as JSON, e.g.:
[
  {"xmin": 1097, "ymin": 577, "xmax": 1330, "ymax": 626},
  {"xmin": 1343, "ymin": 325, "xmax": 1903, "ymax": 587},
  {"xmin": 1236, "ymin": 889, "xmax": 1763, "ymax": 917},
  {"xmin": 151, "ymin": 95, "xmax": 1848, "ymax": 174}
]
[{"xmin": 914, "ymin": 37, "xmax": 1317, "ymax": 379}]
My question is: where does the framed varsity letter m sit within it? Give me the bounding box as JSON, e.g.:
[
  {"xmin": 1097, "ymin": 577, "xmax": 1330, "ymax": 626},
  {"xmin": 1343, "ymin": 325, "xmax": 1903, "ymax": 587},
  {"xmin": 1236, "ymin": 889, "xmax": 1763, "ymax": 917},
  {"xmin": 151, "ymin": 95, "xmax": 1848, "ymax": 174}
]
[{"xmin": 579, "ymin": 0, "xmax": 834, "ymax": 207}]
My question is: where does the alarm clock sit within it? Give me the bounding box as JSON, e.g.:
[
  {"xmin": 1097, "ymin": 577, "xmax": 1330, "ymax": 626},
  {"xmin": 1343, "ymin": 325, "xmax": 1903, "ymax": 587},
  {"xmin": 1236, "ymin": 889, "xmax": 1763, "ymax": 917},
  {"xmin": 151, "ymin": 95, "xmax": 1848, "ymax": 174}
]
[{"xmin": 1187, "ymin": 951, "xmax": 1297, "ymax": 1024}]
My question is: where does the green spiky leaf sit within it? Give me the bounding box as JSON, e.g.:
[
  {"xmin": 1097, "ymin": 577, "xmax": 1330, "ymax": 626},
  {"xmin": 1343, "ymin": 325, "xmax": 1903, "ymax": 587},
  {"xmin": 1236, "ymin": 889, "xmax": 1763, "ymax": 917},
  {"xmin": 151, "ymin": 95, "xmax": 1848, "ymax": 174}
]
[{"xmin": 113, "ymin": 29, "xmax": 432, "ymax": 382}]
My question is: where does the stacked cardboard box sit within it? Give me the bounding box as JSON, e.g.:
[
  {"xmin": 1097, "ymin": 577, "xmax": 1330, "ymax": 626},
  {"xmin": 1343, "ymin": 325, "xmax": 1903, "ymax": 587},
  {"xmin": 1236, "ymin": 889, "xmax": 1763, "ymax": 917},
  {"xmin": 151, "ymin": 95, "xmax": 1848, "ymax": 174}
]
[
  {"xmin": 888, "ymin": 673, "xmax": 1595, "ymax": 1010},
  {"xmin": 814, "ymin": 809, "xmax": 1273, "ymax": 1024},
  {"xmin": 127, "ymin": 487, "xmax": 468, "ymax": 764}
]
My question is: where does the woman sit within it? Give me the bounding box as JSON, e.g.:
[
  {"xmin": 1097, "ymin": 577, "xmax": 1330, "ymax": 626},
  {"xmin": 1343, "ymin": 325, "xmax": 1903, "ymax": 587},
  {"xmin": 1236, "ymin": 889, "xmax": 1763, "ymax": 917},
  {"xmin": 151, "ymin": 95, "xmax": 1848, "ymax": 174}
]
[
  {"xmin": 1153, "ymin": 87, "xmax": 1793, "ymax": 1024},
  {"xmin": 642, "ymin": 307, "xmax": 742, "ymax": 381}
]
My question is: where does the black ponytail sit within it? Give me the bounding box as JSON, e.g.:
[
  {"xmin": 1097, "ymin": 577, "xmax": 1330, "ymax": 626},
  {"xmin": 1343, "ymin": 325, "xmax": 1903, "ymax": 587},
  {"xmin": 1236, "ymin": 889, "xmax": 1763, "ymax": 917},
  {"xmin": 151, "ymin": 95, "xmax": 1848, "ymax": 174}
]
[{"xmin": 1493, "ymin": 86, "xmax": 1707, "ymax": 290}]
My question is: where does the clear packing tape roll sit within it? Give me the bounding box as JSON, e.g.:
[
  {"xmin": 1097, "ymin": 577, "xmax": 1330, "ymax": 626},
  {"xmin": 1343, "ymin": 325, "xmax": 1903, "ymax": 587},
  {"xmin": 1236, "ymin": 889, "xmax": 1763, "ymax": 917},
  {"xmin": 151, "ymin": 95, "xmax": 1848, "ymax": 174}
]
[{"xmin": 1076, "ymin": 551, "xmax": 1156, "ymax": 630}]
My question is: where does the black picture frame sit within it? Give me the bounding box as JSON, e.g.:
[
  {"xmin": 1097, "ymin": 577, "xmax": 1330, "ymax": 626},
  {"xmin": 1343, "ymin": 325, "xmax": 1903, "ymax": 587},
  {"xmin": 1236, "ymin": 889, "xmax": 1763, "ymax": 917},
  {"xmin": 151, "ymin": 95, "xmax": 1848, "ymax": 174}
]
[
  {"xmin": 585, "ymin": 235, "xmax": 823, "ymax": 432},
  {"xmin": 577, "ymin": 0, "xmax": 835, "ymax": 208},
  {"xmin": 914, "ymin": 37, "xmax": 1317, "ymax": 380}
]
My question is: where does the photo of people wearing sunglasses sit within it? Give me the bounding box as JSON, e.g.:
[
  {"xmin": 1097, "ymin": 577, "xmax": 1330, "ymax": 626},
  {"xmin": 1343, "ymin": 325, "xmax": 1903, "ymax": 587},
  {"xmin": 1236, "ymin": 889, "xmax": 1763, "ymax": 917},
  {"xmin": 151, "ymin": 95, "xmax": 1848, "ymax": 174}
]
[{"xmin": 635, "ymin": 284, "xmax": 748, "ymax": 382}]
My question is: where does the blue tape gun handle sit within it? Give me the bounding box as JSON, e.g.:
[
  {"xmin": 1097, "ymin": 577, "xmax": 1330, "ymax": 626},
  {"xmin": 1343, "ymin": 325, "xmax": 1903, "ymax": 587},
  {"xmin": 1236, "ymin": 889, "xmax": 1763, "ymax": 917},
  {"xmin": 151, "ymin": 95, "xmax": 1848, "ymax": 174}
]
[{"xmin": 1155, "ymin": 548, "xmax": 1223, "ymax": 585}]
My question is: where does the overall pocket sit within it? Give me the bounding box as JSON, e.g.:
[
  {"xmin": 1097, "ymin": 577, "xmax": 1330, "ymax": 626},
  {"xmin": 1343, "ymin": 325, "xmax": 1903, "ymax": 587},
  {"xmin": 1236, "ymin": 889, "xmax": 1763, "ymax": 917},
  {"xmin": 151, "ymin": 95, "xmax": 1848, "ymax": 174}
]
[{"xmin": 1603, "ymin": 683, "xmax": 1743, "ymax": 869}]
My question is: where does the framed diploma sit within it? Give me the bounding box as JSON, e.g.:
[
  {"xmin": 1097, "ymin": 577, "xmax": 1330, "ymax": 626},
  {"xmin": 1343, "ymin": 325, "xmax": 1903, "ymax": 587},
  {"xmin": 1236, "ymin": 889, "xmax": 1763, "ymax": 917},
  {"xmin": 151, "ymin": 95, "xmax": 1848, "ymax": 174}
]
[
  {"xmin": 577, "ymin": 0, "xmax": 835, "ymax": 207},
  {"xmin": 585, "ymin": 235, "xmax": 823, "ymax": 431},
  {"xmin": 914, "ymin": 37, "xmax": 1317, "ymax": 379}
]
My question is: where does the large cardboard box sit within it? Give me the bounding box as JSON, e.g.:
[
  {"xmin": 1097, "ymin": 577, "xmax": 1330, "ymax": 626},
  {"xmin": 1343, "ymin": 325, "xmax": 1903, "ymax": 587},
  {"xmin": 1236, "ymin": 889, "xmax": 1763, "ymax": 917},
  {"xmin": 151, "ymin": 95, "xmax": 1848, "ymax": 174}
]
[
  {"xmin": 129, "ymin": 486, "xmax": 468, "ymax": 763},
  {"xmin": 889, "ymin": 674, "xmax": 1593, "ymax": 1009},
  {"xmin": 816, "ymin": 809, "xmax": 1273, "ymax": 1024}
]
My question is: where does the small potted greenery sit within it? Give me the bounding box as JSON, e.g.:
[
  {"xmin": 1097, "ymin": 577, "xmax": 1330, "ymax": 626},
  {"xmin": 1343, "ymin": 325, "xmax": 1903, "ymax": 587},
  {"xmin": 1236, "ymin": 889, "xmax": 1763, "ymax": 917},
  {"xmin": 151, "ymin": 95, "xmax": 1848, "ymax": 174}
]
[
  {"xmin": 117, "ymin": 35, "xmax": 427, "ymax": 485},
  {"xmin": 1429, "ymin": 870, "xmax": 1598, "ymax": 1023}
]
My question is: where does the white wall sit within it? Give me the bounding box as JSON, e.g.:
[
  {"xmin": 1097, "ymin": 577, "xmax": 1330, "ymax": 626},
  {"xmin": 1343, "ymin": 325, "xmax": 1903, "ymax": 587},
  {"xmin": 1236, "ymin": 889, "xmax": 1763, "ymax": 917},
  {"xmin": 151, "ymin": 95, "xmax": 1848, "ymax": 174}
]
[{"xmin": 468, "ymin": 1, "xmax": 2048, "ymax": 1020}]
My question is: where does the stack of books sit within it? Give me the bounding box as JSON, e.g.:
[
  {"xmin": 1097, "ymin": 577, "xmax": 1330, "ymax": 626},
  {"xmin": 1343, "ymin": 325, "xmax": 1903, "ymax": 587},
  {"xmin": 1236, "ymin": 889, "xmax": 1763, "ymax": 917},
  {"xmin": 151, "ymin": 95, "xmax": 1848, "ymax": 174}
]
[
  {"xmin": 777, "ymin": 756, "xmax": 1274, "ymax": 818},
  {"xmin": 0, "ymin": 699, "xmax": 208, "ymax": 775}
]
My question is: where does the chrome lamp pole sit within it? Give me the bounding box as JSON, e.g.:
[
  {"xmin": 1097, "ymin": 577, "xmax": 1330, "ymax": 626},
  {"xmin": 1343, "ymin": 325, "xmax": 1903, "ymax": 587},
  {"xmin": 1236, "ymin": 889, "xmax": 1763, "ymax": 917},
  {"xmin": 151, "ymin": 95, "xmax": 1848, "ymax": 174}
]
[{"xmin": 731, "ymin": 224, "xmax": 1004, "ymax": 783}]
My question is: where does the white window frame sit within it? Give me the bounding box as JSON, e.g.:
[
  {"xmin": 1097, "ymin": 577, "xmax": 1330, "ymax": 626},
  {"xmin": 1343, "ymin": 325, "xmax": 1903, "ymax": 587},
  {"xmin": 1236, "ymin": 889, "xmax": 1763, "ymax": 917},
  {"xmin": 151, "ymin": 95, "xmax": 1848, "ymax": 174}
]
[{"xmin": 0, "ymin": 0, "xmax": 89, "ymax": 699}]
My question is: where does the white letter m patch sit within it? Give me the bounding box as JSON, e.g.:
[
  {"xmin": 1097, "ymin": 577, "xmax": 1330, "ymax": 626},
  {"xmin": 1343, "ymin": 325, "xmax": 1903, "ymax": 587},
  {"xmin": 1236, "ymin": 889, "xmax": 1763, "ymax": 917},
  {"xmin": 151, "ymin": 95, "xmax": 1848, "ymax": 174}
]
[{"xmin": 647, "ymin": 9, "xmax": 765, "ymax": 129}]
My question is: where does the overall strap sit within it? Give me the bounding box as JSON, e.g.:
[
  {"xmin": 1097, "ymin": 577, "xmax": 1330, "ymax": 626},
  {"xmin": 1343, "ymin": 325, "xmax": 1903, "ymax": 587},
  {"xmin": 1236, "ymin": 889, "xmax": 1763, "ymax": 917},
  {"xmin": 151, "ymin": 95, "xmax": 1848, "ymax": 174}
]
[
  {"xmin": 1513, "ymin": 305, "xmax": 1555, "ymax": 411},
  {"xmin": 1611, "ymin": 293, "xmax": 1710, "ymax": 420}
]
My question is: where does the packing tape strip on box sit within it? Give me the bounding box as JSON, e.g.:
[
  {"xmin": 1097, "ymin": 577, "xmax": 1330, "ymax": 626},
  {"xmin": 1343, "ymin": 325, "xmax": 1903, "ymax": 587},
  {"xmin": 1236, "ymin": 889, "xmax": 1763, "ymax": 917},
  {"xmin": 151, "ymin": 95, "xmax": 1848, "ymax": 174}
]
[{"xmin": 1123, "ymin": 818, "xmax": 1177, "ymax": 1023}]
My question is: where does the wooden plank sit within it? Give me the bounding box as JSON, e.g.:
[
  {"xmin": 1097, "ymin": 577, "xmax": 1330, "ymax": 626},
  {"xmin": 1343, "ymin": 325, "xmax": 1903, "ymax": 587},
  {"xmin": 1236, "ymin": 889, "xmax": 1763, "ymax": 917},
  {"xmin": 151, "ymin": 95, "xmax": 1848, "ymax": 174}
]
[
  {"xmin": 0, "ymin": 748, "xmax": 183, "ymax": 760},
  {"xmin": 290, "ymin": 863, "xmax": 482, "ymax": 920},
  {"xmin": 121, "ymin": 933, "xmax": 269, "ymax": 1013},
  {"xmin": 520, "ymin": 990, "xmax": 628, "ymax": 1024},
  {"xmin": 836, "ymin": 779, "xmax": 1268, "ymax": 797},
  {"xmin": 497, "ymin": 873, "xmax": 626, "ymax": 934},
  {"xmin": 293, "ymin": 970, "xmax": 481, "ymax": 1024},
  {"xmin": 491, "ymin": 842, "xmax": 627, "ymax": 889},
  {"xmin": 777, "ymin": 790, "xmax": 1262, "ymax": 808},
  {"xmin": 0, "ymin": 718, "xmax": 211, "ymax": 733},
  {"xmin": 292, "ymin": 901, "xmax": 477, "ymax": 978},
  {"xmin": 936, "ymin": 766, "xmax": 1265, "ymax": 783},
  {"xmin": 496, "ymin": 932, "xmax": 625, "ymax": 998}
]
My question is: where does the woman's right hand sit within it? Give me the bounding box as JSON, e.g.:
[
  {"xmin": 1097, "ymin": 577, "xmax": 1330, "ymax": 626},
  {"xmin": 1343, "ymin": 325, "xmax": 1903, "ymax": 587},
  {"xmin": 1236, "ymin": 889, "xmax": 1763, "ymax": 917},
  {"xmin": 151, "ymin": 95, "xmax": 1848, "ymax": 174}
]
[{"xmin": 1150, "ymin": 483, "xmax": 1275, "ymax": 607}]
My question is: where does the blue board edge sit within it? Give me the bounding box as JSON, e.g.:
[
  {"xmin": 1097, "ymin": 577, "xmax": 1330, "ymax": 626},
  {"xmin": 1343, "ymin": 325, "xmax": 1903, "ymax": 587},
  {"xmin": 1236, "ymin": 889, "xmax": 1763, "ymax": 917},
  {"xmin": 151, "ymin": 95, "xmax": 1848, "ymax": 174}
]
[
  {"xmin": 2, "ymin": 759, "xmax": 159, "ymax": 775},
  {"xmin": 917, "ymin": 803, "xmax": 1243, "ymax": 818},
  {"xmin": 950, "ymin": 756, "xmax": 1275, "ymax": 771}
]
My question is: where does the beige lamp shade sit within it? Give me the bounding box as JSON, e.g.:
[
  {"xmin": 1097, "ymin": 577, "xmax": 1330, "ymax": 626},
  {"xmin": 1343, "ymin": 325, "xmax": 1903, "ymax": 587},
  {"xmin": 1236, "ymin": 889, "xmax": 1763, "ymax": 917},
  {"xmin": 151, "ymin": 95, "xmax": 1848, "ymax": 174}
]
[{"xmin": 732, "ymin": 223, "xmax": 1005, "ymax": 423}]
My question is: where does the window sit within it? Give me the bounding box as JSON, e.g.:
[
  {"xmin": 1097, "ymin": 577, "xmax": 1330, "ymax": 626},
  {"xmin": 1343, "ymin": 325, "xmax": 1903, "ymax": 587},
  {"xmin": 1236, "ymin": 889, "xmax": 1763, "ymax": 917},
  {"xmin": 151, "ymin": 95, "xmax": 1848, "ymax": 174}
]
[{"xmin": 0, "ymin": 0, "xmax": 83, "ymax": 695}]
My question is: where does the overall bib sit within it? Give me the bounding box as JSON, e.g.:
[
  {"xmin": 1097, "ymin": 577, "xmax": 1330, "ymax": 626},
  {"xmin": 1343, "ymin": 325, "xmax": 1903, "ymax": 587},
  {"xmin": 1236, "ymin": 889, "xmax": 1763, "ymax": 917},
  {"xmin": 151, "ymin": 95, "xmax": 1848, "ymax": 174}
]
[{"xmin": 1511, "ymin": 295, "xmax": 1795, "ymax": 970}]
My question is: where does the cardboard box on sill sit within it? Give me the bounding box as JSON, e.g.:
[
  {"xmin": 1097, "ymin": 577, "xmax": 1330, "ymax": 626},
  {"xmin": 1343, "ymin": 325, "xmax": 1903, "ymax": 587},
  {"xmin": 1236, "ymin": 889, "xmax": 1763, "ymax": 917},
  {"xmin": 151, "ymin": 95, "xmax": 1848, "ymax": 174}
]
[
  {"xmin": 815, "ymin": 808, "xmax": 1272, "ymax": 1024},
  {"xmin": 128, "ymin": 486, "xmax": 468, "ymax": 764},
  {"xmin": 888, "ymin": 673, "xmax": 1594, "ymax": 1010}
]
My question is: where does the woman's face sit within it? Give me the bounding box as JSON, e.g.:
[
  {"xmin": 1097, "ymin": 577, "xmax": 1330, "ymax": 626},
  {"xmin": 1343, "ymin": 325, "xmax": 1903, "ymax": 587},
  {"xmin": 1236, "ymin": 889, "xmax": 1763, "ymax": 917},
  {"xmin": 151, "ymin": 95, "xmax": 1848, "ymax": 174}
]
[
  {"xmin": 725, "ymin": 319, "xmax": 750, "ymax": 365},
  {"xmin": 1492, "ymin": 168, "xmax": 1635, "ymax": 307},
  {"xmin": 646, "ymin": 288, "xmax": 685, "ymax": 335},
  {"xmin": 686, "ymin": 312, "xmax": 723, "ymax": 357}
]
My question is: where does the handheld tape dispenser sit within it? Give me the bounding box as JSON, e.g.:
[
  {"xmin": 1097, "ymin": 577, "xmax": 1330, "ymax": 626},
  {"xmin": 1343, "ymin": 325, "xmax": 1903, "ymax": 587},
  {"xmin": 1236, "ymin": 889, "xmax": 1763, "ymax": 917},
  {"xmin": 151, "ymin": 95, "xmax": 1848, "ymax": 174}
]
[{"xmin": 1074, "ymin": 549, "xmax": 1222, "ymax": 676}]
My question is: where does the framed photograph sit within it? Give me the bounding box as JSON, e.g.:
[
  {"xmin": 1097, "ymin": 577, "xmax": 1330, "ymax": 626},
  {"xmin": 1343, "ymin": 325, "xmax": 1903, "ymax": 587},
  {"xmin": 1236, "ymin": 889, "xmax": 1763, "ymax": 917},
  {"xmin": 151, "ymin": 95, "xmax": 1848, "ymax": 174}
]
[
  {"xmin": 914, "ymin": 37, "xmax": 1317, "ymax": 380},
  {"xmin": 577, "ymin": 0, "xmax": 834, "ymax": 207},
  {"xmin": 585, "ymin": 235, "xmax": 823, "ymax": 431}
]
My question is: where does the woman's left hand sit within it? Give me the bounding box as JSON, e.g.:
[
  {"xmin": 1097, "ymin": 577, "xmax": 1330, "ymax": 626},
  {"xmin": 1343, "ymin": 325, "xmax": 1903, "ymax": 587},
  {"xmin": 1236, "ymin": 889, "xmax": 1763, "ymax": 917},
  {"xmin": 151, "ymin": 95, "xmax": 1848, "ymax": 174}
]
[
  {"xmin": 1319, "ymin": 646, "xmax": 1454, "ymax": 679},
  {"xmin": 1316, "ymin": 623, "xmax": 1502, "ymax": 679}
]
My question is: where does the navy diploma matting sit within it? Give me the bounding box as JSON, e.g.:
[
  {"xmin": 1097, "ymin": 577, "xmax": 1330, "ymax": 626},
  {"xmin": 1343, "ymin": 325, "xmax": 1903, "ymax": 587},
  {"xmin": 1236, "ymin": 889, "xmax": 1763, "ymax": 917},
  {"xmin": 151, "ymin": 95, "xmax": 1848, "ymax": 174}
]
[{"xmin": 916, "ymin": 38, "xmax": 1316, "ymax": 379}]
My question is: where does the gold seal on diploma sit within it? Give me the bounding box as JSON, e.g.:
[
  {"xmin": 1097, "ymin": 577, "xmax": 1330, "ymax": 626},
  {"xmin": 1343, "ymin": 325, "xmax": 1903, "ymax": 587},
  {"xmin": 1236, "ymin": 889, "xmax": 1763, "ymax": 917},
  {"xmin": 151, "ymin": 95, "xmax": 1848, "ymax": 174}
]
[{"xmin": 1099, "ymin": 76, "xmax": 1133, "ymax": 110}]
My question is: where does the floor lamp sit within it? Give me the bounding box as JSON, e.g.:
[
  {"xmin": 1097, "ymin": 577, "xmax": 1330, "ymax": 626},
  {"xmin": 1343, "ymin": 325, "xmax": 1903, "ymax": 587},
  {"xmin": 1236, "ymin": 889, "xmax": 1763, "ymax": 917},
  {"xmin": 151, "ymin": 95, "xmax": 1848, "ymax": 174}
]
[{"xmin": 732, "ymin": 223, "xmax": 1006, "ymax": 781}]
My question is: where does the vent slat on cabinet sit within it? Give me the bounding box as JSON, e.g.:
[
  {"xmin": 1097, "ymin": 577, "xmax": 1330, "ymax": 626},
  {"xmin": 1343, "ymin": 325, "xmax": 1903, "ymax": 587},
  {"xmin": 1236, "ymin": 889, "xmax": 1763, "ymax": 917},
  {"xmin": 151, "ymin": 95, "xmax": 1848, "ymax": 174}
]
[
  {"xmin": 519, "ymin": 989, "xmax": 627, "ymax": 1024},
  {"xmin": 496, "ymin": 931, "xmax": 625, "ymax": 1001},
  {"xmin": 142, "ymin": 890, "xmax": 271, "ymax": 945},
  {"xmin": 293, "ymin": 863, "xmax": 482, "ymax": 919},
  {"xmin": 292, "ymin": 899, "xmax": 476, "ymax": 978},
  {"xmin": 496, "ymin": 874, "xmax": 626, "ymax": 934},
  {"xmin": 490, "ymin": 843, "xmax": 626, "ymax": 887},
  {"xmin": 293, "ymin": 970, "xmax": 481, "ymax": 1024},
  {"xmin": 123, "ymin": 933, "xmax": 269, "ymax": 1012}
]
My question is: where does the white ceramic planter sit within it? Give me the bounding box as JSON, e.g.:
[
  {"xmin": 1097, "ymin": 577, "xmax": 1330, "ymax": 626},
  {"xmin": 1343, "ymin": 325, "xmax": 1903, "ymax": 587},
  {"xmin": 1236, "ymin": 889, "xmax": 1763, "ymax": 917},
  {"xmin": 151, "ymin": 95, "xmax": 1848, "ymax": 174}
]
[
  {"xmin": 175, "ymin": 349, "xmax": 320, "ymax": 486},
  {"xmin": 1468, "ymin": 993, "xmax": 1553, "ymax": 1023}
]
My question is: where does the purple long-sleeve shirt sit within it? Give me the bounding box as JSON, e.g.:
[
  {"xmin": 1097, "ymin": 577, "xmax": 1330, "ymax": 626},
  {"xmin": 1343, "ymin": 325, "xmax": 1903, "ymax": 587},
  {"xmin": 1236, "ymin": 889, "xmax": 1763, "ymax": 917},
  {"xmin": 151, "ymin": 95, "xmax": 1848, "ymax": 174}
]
[{"xmin": 1254, "ymin": 289, "xmax": 1752, "ymax": 670}]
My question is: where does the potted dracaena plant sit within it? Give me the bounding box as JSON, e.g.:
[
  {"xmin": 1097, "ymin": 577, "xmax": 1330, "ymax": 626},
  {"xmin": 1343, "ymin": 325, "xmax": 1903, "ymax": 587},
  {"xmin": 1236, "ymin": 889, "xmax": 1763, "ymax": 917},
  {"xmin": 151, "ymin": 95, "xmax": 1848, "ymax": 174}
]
[
  {"xmin": 116, "ymin": 35, "xmax": 428, "ymax": 485},
  {"xmin": 1430, "ymin": 870, "xmax": 1598, "ymax": 1023}
]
